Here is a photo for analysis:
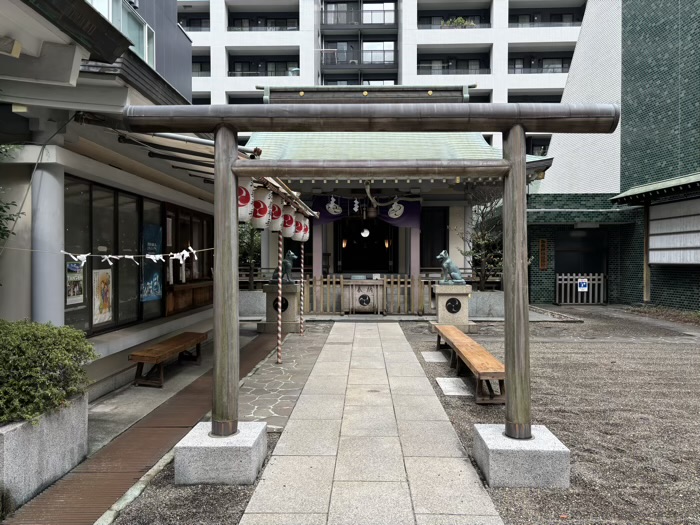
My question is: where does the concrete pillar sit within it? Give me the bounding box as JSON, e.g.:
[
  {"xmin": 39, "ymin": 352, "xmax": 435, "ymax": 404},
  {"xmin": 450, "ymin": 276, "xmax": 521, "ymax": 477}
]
[
  {"xmin": 312, "ymin": 219, "xmax": 323, "ymax": 278},
  {"xmin": 410, "ymin": 227, "xmax": 420, "ymax": 277},
  {"xmin": 31, "ymin": 163, "xmax": 65, "ymax": 325}
]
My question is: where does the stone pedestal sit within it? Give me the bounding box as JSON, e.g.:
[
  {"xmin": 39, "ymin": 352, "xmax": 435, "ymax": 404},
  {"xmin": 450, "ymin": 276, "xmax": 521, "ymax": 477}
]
[
  {"xmin": 473, "ymin": 424, "xmax": 570, "ymax": 488},
  {"xmin": 175, "ymin": 422, "xmax": 267, "ymax": 485},
  {"xmin": 257, "ymin": 283, "xmax": 301, "ymax": 334},
  {"xmin": 433, "ymin": 284, "xmax": 473, "ymax": 332}
]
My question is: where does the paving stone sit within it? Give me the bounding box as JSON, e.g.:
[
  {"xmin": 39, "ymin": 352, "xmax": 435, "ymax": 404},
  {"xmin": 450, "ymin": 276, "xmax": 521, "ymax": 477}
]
[
  {"xmin": 415, "ymin": 516, "xmax": 504, "ymax": 525},
  {"xmin": 273, "ymin": 419, "xmax": 341, "ymax": 456},
  {"xmin": 386, "ymin": 361, "xmax": 426, "ymax": 377},
  {"xmin": 421, "ymin": 351, "xmax": 448, "ymax": 363},
  {"xmin": 334, "ymin": 436, "xmax": 405, "ymax": 481},
  {"xmin": 398, "ymin": 420, "xmax": 466, "ymax": 457},
  {"xmin": 389, "ymin": 376, "xmax": 435, "ymax": 395},
  {"xmin": 436, "ymin": 377, "xmax": 473, "ymax": 397},
  {"xmin": 393, "ymin": 395, "xmax": 449, "ymax": 421},
  {"xmin": 405, "ymin": 457, "xmax": 499, "ymax": 516},
  {"xmin": 316, "ymin": 350, "xmax": 352, "ymax": 363},
  {"xmin": 351, "ymin": 346, "xmax": 384, "ymax": 356},
  {"xmin": 307, "ymin": 361, "xmax": 350, "ymax": 377},
  {"xmin": 350, "ymin": 356, "xmax": 386, "ymax": 369},
  {"xmin": 240, "ymin": 514, "xmax": 328, "ymax": 525},
  {"xmin": 341, "ymin": 405, "xmax": 398, "ymax": 437},
  {"xmin": 383, "ymin": 351, "xmax": 420, "ymax": 363},
  {"xmin": 345, "ymin": 385, "xmax": 393, "ymax": 406},
  {"xmin": 328, "ymin": 481, "xmax": 415, "ymax": 525},
  {"xmin": 303, "ymin": 374, "xmax": 348, "ymax": 395},
  {"xmin": 245, "ymin": 456, "xmax": 335, "ymax": 514},
  {"xmin": 348, "ymin": 368, "xmax": 389, "ymax": 385},
  {"xmin": 289, "ymin": 394, "xmax": 345, "ymax": 420}
]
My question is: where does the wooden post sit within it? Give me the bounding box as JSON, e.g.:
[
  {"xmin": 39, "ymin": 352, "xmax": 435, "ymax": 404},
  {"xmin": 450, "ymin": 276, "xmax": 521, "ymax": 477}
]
[
  {"xmin": 643, "ymin": 204, "xmax": 651, "ymax": 303},
  {"xmin": 212, "ymin": 126, "xmax": 239, "ymax": 437},
  {"xmin": 502, "ymin": 124, "xmax": 531, "ymax": 440}
]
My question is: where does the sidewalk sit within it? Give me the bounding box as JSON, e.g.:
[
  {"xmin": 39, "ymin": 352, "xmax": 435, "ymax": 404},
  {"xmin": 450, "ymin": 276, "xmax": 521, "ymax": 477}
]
[{"xmin": 240, "ymin": 322, "xmax": 503, "ymax": 525}]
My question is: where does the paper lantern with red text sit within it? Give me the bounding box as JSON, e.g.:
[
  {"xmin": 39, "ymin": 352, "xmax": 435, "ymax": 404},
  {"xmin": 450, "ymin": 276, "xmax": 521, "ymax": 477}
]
[
  {"xmin": 292, "ymin": 212, "xmax": 304, "ymax": 241},
  {"xmin": 238, "ymin": 178, "xmax": 255, "ymax": 223},
  {"xmin": 270, "ymin": 195, "xmax": 284, "ymax": 232},
  {"xmin": 252, "ymin": 188, "xmax": 273, "ymax": 230},
  {"xmin": 301, "ymin": 217, "xmax": 310, "ymax": 242},
  {"xmin": 281, "ymin": 205, "xmax": 296, "ymax": 238}
]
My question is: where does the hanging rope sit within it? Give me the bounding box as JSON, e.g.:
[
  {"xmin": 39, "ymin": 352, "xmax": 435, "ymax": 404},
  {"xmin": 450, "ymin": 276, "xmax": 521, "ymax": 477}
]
[
  {"xmin": 300, "ymin": 241, "xmax": 305, "ymax": 336},
  {"xmin": 276, "ymin": 230, "xmax": 283, "ymax": 364}
]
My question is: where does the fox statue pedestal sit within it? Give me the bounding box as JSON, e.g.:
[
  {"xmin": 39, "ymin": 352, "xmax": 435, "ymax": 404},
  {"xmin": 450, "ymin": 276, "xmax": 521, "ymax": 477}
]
[
  {"xmin": 432, "ymin": 284, "xmax": 474, "ymax": 333},
  {"xmin": 257, "ymin": 284, "xmax": 301, "ymax": 334}
]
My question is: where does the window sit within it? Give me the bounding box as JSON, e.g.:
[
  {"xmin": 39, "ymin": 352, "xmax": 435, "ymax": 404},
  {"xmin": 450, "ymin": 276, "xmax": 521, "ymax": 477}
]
[
  {"xmin": 362, "ymin": 41, "xmax": 394, "ymax": 64},
  {"xmin": 142, "ymin": 199, "xmax": 163, "ymax": 320},
  {"xmin": 192, "ymin": 61, "xmax": 211, "ymax": 76},
  {"xmin": 468, "ymin": 59, "xmax": 481, "ymax": 73},
  {"xmin": 517, "ymin": 14, "xmax": 531, "ymax": 25},
  {"xmin": 117, "ymin": 194, "xmax": 139, "ymax": 324},
  {"xmin": 543, "ymin": 58, "xmax": 568, "ymax": 73},
  {"xmin": 64, "ymin": 179, "xmax": 91, "ymax": 331},
  {"xmin": 362, "ymin": 79, "xmax": 395, "ymax": 85},
  {"xmin": 91, "ymin": 187, "xmax": 116, "ymax": 329},
  {"xmin": 510, "ymin": 58, "xmax": 524, "ymax": 73},
  {"xmin": 363, "ymin": 2, "xmax": 395, "ymax": 24}
]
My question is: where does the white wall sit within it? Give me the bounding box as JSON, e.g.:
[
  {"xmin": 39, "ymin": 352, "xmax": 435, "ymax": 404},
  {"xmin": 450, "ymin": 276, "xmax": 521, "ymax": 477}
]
[
  {"xmin": 531, "ymin": 0, "xmax": 621, "ymax": 195},
  {"xmin": 0, "ymin": 164, "xmax": 32, "ymax": 321}
]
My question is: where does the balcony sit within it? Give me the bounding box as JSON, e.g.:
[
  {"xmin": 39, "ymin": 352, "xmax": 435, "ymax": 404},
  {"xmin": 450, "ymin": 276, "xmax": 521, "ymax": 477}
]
[
  {"xmin": 417, "ymin": 14, "xmax": 490, "ymax": 30},
  {"xmin": 508, "ymin": 66, "xmax": 570, "ymax": 74},
  {"xmin": 322, "ymin": 10, "xmax": 396, "ymax": 26},
  {"xmin": 228, "ymin": 17, "xmax": 299, "ymax": 32},
  {"xmin": 509, "ymin": 21, "xmax": 581, "ymax": 28},
  {"xmin": 321, "ymin": 50, "xmax": 396, "ymax": 67},
  {"xmin": 86, "ymin": 0, "xmax": 155, "ymax": 67},
  {"xmin": 418, "ymin": 66, "xmax": 490, "ymax": 75},
  {"xmin": 228, "ymin": 70, "xmax": 300, "ymax": 77},
  {"xmin": 417, "ymin": 22, "xmax": 491, "ymax": 29}
]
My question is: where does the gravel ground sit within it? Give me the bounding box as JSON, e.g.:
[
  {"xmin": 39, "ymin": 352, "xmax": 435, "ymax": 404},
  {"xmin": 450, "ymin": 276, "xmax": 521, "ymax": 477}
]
[
  {"xmin": 112, "ymin": 433, "xmax": 280, "ymax": 525},
  {"xmin": 622, "ymin": 305, "xmax": 700, "ymax": 327},
  {"xmin": 402, "ymin": 306, "xmax": 700, "ymax": 525}
]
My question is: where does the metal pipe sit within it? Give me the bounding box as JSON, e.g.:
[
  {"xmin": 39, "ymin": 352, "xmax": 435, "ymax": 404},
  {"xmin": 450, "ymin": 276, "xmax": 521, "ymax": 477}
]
[
  {"xmin": 502, "ymin": 124, "xmax": 531, "ymax": 440},
  {"xmin": 233, "ymin": 160, "xmax": 512, "ymax": 179},
  {"xmin": 211, "ymin": 126, "xmax": 239, "ymax": 437},
  {"xmin": 119, "ymin": 103, "xmax": 620, "ymax": 134}
]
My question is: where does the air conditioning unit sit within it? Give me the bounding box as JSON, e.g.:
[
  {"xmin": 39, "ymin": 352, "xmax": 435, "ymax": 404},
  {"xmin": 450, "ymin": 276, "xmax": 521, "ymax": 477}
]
[{"xmin": 127, "ymin": 0, "xmax": 139, "ymax": 8}]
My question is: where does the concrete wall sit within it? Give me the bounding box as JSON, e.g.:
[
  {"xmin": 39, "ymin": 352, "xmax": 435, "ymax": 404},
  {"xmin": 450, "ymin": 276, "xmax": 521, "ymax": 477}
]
[
  {"xmin": 0, "ymin": 164, "xmax": 31, "ymax": 321},
  {"xmin": 0, "ymin": 394, "xmax": 87, "ymax": 517}
]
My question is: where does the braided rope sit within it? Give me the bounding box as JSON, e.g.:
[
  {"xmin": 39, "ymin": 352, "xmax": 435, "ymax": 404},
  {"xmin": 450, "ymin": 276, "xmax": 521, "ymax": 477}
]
[
  {"xmin": 300, "ymin": 241, "xmax": 305, "ymax": 336},
  {"xmin": 277, "ymin": 230, "xmax": 283, "ymax": 364}
]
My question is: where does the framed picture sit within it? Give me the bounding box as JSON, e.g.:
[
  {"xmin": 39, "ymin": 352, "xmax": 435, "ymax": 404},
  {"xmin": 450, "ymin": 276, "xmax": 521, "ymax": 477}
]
[{"xmin": 92, "ymin": 268, "xmax": 113, "ymax": 324}]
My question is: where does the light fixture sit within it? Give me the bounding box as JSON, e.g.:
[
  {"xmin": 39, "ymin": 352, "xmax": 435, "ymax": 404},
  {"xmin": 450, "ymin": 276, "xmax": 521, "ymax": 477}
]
[
  {"xmin": 384, "ymin": 239, "xmax": 390, "ymax": 249},
  {"xmin": 361, "ymin": 229, "xmax": 370, "ymax": 238},
  {"xmin": 342, "ymin": 239, "xmax": 348, "ymax": 248},
  {"xmin": 367, "ymin": 206, "xmax": 378, "ymax": 219}
]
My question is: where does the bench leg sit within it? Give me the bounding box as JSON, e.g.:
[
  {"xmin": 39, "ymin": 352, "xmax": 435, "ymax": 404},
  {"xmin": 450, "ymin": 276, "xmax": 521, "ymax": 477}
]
[
  {"xmin": 449, "ymin": 348, "xmax": 458, "ymax": 368},
  {"xmin": 179, "ymin": 344, "xmax": 202, "ymax": 365},
  {"xmin": 159, "ymin": 363, "xmax": 164, "ymax": 388},
  {"xmin": 485, "ymin": 380, "xmax": 496, "ymax": 399},
  {"xmin": 134, "ymin": 362, "xmax": 144, "ymax": 385},
  {"xmin": 455, "ymin": 357, "xmax": 465, "ymax": 376},
  {"xmin": 436, "ymin": 334, "xmax": 441, "ymax": 350},
  {"xmin": 134, "ymin": 362, "xmax": 165, "ymax": 388},
  {"xmin": 499, "ymin": 380, "xmax": 505, "ymax": 397}
]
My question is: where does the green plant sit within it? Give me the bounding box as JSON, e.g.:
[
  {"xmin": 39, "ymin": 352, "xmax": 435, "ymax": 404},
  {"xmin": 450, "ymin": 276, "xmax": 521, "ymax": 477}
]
[
  {"xmin": 0, "ymin": 320, "xmax": 98, "ymax": 425},
  {"xmin": 0, "ymin": 145, "xmax": 23, "ymax": 243},
  {"xmin": 239, "ymin": 222, "xmax": 261, "ymax": 267},
  {"xmin": 442, "ymin": 16, "xmax": 477, "ymax": 28}
]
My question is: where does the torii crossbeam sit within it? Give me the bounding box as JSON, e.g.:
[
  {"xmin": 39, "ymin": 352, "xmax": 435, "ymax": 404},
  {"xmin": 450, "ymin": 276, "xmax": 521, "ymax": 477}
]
[{"xmin": 114, "ymin": 102, "xmax": 619, "ymax": 440}]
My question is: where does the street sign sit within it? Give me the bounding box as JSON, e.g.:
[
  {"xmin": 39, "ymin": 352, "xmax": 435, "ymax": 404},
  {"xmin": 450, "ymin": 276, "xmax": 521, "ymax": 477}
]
[{"xmin": 577, "ymin": 278, "xmax": 589, "ymax": 292}]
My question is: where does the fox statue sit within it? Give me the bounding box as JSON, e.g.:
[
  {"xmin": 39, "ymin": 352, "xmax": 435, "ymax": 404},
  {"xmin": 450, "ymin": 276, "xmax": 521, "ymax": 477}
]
[
  {"xmin": 271, "ymin": 250, "xmax": 298, "ymax": 283},
  {"xmin": 436, "ymin": 250, "xmax": 466, "ymax": 285}
]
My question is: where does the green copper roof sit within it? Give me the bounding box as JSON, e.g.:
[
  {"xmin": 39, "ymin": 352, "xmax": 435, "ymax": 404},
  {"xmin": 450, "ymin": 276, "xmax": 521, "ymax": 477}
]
[
  {"xmin": 246, "ymin": 132, "xmax": 552, "ymax": 166},
  {"xmin": 611, "ymin": 172, "xmax": 700, "ymax": 204}
]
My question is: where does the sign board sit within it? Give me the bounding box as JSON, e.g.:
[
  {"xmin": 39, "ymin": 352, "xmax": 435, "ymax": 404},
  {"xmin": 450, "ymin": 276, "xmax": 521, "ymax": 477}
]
[{"xmin": 577, "ymin": 278, "xmax": 589, "ymax": 293}]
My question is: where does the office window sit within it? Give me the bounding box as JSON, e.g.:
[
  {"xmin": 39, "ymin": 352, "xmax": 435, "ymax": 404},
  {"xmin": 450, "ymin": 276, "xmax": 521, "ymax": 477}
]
[
  {"xmin": 117, "ymin": 194, "xmax": 139, "ymax": 324},
  {"xmin": 64, "ymin": 178, "xmax": 91, "ymax": 331}
]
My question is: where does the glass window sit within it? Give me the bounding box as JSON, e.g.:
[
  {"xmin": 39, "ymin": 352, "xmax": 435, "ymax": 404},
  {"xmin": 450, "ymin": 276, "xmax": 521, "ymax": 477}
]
[
  {"xmin": 117, "ymin": 194, "xmax": 139, "ymax": 324},
  {"xmin": 64, "ymin": 178, "xmax": 91, "ymax": 331},
  {"xmin": 92, "ymin": 187, "xmax": 115, "ymax": 328},
  {"xmin": 543, "ymin": 58, "xmax": 563, "ymax": 72}
]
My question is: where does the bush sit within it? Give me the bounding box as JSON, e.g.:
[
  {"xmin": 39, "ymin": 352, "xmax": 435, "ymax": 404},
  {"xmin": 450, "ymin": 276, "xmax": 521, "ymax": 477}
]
[{"xmin": 0, "ymin": 320, "xmax": 98, "ymax": 425}]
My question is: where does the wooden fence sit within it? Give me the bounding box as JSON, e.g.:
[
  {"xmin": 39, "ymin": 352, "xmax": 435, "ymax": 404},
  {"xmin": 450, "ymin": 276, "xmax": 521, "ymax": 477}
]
[{"xmin": 555, "ymin": 273, "xmax": 607, "ymax": 305}]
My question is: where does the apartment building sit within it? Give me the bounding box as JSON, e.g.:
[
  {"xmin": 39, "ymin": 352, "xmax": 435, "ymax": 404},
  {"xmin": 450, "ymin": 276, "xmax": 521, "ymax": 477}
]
[{"xmin": 179, "ymin": 0, "xmax": 584, "ymax": 145}]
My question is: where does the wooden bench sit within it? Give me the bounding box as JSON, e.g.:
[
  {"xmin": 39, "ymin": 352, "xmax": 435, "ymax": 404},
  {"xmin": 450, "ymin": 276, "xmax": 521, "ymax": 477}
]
[
  {"xmin": 435, "ymin": 324, "xmax": 505, "ymax": 405},
  {"xmin": 128, "ymin": 332, "xmax": 207, "ymax": 388}
]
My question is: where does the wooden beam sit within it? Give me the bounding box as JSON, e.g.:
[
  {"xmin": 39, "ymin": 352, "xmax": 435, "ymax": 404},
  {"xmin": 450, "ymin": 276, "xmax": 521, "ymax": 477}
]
[
  {"xmin": 502, "ymin": 124, "xmax": 532, "ymax": 440},
  {"xmin": 117, "ymin": 103, "xmax": 621, "ymax": 134},
  {"xmin": 232, "ymin": 160, "xmax": 511, "ymax": 179},
  {"xmin": 643, "ymin": 204, "xmax": 651, "ymax": 303},
  {"xmin": 212, "ymin": 126, "xmax": 239, "ymax": 437}
]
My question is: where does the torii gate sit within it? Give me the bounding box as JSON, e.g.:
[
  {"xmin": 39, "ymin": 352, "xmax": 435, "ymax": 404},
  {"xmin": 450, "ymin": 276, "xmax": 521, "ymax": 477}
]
[{"xmin": 114, "ymin": 102, "xmax": 620, "ymax": 441}]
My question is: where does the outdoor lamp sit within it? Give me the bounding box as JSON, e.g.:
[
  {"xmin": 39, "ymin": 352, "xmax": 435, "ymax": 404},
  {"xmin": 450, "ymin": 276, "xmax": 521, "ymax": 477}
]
[
  {"xmin": 361, "ymin": 229, "xmax": 370, "ymax": 238},
  {"xmin": 384, "ymin": 239, "xmax": 390, "ymax": 249},
  {"xmin": 238, "ymin": 177, "xmax": 255, "ymax": 223},
  {"xmin": 342, "ymin": 239, "xmax": 348, "ymax": 248},
  {"xmin": 252, "ymin": 188, "xmax": 273, "ymax": 230}
]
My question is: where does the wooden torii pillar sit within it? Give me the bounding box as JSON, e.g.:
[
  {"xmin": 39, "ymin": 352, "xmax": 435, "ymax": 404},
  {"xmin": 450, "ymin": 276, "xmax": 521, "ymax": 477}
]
[{"xmin": 115, "ymin": 102, "xmax": 620, "ymax": 439}]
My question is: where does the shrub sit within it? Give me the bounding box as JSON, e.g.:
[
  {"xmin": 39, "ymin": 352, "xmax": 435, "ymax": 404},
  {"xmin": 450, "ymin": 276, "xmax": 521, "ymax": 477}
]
[{"xmin": 0, "ymin": 320, "xmax": 98, "ymax": 425}]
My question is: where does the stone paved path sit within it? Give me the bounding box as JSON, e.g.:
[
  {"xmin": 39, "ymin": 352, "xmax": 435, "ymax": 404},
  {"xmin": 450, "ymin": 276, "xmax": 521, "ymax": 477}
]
[{"xmin": 240, "ymin": 322, "xmax": 504, "ymax": 525}]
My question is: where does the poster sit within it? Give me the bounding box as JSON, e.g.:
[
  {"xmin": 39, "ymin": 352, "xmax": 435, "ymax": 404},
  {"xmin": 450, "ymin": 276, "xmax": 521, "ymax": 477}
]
[
  {"xmin": 92, "ymin": 268, "xmax": 113, "ymax": 324},
  {"xmin": 141, "ymin": 224, "xmax": 163, "ymax": 302},
  {"xmin": 66, "ymin": 263, "xmax": 84, "ymax": 305}
]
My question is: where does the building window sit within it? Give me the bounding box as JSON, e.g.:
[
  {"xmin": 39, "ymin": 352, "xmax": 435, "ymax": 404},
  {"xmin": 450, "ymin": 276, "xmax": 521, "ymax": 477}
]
[{"xmin": 362, "ymin": 41, "xmax": 394, "ymax": 64}]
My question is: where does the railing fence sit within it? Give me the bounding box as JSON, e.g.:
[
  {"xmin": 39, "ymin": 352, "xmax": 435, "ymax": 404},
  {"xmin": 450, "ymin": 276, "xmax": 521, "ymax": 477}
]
[{"xmin": 555, "ymin": 273, "xmax": 607, "ymax": 305}]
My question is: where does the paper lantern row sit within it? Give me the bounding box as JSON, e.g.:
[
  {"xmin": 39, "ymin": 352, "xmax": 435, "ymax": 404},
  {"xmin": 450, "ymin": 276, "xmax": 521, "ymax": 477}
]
[{"xmin": 238, "ymin": 178, "xmax": 308, "ymax": 242}]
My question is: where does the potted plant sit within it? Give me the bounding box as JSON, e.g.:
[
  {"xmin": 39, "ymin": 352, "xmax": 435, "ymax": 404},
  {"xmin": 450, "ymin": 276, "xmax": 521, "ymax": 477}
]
[
  {"xmin": 442, "ymin": 16, "xmax": 477, "ymax": 29},
  {"xmin": 0, "ymin": 321, "xmax": 97, "ymax": 517}
]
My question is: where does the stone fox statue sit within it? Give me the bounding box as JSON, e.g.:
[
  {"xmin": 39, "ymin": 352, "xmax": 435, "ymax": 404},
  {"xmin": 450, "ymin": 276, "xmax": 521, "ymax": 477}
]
[
  {"xmin": 437, "ymin": 250, "xmax": 466, "ymax": 285},
  {"xmin": 271, "ymin": 250, "xmax": 298, "ymax": 283}
]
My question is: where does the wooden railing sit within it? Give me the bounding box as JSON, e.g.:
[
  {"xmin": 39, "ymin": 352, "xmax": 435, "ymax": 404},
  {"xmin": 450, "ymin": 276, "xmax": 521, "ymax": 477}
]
[{"xmin": 305, "ymin": 275, "xmax": 345, "ymax": 314}]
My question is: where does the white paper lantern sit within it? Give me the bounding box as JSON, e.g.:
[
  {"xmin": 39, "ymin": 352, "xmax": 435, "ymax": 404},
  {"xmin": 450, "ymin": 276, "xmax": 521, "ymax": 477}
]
[
  {"xmin": 270, "ymin": 195, "xmax": 284, "ymax": 232},
  {"xmin": 252, "ymin": 188, "xmax": 273, "ymax": 230},
  {"xmin": 301, "ymin": 217, "xmax": 310, "ymax": 242},
  {"xmin": 281, "ymin": 205, "xmax": 296, "ymax": 238},
  {"xmin": 292, "ymin": 212, "xmax": 305, "ymax": 241},
  {"xmin": 238, "ymin": 177, "xmax": 255, "ymax": 223}
]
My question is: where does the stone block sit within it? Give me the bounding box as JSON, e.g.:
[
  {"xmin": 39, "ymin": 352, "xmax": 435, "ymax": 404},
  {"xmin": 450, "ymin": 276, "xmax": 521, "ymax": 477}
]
[
  {"xmin": 472, "ymin": 424, "xmax": 570, "ymax": 489},
  {"xmin": 0, "ymin": 394, "xmax": 87, "ymax": 517},
  {"xmin": 433, "ymin": 284, "xmax": 472, "ymax": 328},
  {"xmin": 174, "ymin": 421, "xmax": 267, "ymax": 485},
  {"xmin": 259, "ymin": 284, "xmax": 300, "ymax": 333}
]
